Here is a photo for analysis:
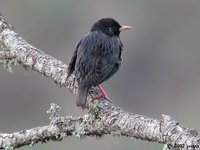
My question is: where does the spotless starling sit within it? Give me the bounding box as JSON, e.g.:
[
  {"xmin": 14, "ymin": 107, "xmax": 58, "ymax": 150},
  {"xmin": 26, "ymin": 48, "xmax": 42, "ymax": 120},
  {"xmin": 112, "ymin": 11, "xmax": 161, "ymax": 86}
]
[{"xmin": 67, "ymin": 18, "xmax": 133, "ymax": 108}]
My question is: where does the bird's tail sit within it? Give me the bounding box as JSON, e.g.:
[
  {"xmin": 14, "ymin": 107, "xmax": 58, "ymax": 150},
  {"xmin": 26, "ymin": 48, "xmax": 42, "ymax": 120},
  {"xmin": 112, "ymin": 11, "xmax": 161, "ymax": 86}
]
[{"xmin": 76, "ymin": 86, "xmax": 89, "ymax": 108}]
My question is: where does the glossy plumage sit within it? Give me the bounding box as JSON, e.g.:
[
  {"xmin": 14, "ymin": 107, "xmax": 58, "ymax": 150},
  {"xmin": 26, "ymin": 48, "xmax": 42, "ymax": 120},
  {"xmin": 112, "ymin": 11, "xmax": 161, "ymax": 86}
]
[{"xmin": 67, "ymin": 18, "xmax": 132, "ymax": 108}]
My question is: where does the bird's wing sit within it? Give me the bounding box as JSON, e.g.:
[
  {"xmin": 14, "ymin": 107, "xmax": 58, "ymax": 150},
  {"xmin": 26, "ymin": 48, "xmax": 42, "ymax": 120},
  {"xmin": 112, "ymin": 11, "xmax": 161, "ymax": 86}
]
[
  {"xmin": 93, "ymin": 56, "xmax": 118, "ymax": 84},
  {"xmin": 66, "ymin": 39, "xmax": 82, "ymax": 79},
  {"xmin": 74, "ymin": 32, "xmax": 100, "ymax": 85},
  {"xmin": 76, "ymin": 32, "xmax": 122, "ymax": 87},
  {"xmin": 92, "ymin": 36, "xmax": 123, "ymax": 85}
]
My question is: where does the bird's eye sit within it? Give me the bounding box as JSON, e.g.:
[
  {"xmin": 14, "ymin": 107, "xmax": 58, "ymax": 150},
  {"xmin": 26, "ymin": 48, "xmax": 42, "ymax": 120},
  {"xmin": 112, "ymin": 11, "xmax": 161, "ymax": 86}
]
[
  {"xmin": 113, "ymin": 26, "xmax": 119, "ymax": 31},
  {"xmin": 108, "ymin": 27, "xmax": 112, "ymax": 32}
]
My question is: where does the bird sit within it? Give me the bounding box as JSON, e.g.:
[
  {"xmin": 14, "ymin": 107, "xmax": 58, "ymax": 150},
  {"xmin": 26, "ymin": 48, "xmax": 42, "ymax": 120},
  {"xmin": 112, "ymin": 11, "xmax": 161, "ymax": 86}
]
[{"xmin": 66, "ymin": 18, "xmax": 133, "ymax": 108}]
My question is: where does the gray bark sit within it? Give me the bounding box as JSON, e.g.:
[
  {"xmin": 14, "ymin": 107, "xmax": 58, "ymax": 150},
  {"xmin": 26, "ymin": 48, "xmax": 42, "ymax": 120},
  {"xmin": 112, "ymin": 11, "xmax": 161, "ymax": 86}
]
[{"xmin": 0, "ymin": 13, "xmax": 200, "ymax": 150}]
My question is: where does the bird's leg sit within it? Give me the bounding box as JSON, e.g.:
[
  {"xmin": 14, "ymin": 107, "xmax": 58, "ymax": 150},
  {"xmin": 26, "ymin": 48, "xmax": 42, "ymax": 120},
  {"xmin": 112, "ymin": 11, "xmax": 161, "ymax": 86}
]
[{"xmin": 91, "ymin": 85, "xmax": 111, "ymax": 102}]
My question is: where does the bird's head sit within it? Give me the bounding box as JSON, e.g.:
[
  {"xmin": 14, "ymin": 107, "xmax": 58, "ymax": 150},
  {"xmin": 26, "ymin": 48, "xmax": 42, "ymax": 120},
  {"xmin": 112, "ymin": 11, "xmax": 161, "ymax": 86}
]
[{"xmin": 91, "ymin": 18, "xmax": 133, "ymax": 36}]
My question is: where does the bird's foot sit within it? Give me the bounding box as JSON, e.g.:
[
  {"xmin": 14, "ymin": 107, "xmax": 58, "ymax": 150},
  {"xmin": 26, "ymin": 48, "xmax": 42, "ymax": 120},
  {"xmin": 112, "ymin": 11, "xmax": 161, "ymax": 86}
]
[{"xmin": 91, "ymin": 85, "xmax": 111, "ymax": 103}]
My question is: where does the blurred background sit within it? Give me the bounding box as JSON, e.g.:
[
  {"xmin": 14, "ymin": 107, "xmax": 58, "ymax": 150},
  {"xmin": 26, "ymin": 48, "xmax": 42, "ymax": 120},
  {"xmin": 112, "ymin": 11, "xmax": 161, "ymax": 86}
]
[{"xmin": 1, "ymin": 0, "xmax": 200, "ymax": 149}]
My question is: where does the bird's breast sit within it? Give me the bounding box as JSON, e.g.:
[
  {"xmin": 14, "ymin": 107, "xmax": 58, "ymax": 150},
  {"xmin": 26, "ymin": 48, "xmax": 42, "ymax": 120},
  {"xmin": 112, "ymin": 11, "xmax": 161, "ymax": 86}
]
[{"xmin": 101, "ymin": 37, "xmax": 123, "ymax": 64}]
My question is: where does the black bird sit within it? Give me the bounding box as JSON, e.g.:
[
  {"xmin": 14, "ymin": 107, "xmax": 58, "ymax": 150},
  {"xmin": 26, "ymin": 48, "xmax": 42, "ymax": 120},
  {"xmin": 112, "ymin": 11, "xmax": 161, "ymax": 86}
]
[{"xmin": 67, "ymin": 18, "xmax": 133, "ymax": 108}]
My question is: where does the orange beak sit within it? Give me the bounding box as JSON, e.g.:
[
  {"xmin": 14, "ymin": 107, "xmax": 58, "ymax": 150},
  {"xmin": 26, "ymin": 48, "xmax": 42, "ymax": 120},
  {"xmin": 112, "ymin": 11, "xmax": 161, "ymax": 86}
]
[{"xmin": 120, "ymin": 25, "xmax": 134, "ymax": 31}]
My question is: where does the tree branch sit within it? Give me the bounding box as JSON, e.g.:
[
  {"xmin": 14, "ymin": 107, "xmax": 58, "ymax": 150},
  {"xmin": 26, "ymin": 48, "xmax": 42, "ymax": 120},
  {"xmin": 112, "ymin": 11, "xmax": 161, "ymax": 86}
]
[{"xmin": 0, "ymin": 14, "xmax": 200, "ymax": 150}]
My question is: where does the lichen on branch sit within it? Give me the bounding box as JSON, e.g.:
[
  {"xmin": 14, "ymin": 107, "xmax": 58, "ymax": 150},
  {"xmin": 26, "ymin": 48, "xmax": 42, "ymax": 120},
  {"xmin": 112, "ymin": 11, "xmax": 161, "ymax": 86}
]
[{"xmin": 0, "ymin": 13, "xmax": 200, "ymax": 150}]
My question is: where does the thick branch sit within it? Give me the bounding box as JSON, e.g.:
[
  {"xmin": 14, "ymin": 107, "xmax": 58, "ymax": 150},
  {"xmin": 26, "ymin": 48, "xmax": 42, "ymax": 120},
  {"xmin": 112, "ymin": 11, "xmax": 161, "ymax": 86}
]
[{"xmin": 0, "ymin": 14, "xmax": 200, "ymax": 150}]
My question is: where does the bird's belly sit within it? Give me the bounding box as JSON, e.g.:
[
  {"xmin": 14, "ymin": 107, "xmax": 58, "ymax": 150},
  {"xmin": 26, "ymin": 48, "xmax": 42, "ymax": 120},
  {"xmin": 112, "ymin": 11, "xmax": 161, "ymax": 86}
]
[{"xmin": 93, "ymin": 61, "xmax": 121, "ymax": 86}]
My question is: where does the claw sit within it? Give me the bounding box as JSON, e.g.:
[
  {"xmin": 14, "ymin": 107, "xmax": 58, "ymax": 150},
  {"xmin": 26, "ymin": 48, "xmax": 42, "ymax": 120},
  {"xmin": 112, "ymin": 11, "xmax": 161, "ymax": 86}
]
[{"xmin": 91, "ymin": 85, "xmax": 111, "ymax": 103}]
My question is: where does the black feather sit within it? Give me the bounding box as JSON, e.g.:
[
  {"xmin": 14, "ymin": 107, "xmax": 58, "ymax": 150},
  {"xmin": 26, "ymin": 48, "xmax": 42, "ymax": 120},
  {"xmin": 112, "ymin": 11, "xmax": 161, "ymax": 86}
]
[{"xmin": 67, "ymin": 18, "xmax": 126, "ymax": 108}]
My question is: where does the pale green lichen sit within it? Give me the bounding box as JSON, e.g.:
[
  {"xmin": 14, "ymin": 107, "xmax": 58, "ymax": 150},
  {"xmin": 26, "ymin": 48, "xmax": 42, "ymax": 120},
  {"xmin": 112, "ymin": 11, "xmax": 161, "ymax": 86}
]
[
  {"xmin": 163, "ymin": 144, "xmax": 170, "ymax": 150},
  {"xmin": 3, "ymin": 144, "xmax": 14, "ymax": 150},
  {"xmin": 29, "ymin": 141, "xmax": 35, "ymax": 147},
  {"xmin": 60, "ymin": 132, "xmax": 67, "ymax": 138},
  {"xmin": 130, "ymin": 137, "xmax": 137, "ymax": 142},
  {"xmin": 73, "ymin": 122, "xmax": 86, "ymax": 139},
  {"xmin": 88, "ymin": 100, "xmax": 104, "ymax": 117},
  {"xmin": 0, "ymin": 58, "xmax": 17, "ymax": 73},
  {"xmin": 111, "ymin": 131, "xmax": 121, "ymax": 137},
  {"xmin": 46, "ymin": 103, "xmax": 61, "ymax": 120}
]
